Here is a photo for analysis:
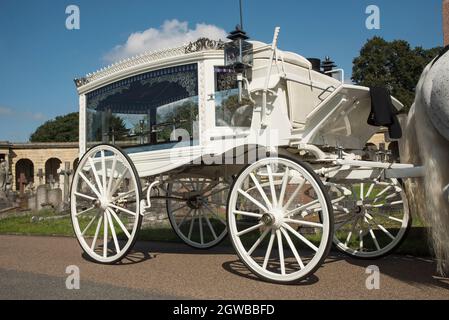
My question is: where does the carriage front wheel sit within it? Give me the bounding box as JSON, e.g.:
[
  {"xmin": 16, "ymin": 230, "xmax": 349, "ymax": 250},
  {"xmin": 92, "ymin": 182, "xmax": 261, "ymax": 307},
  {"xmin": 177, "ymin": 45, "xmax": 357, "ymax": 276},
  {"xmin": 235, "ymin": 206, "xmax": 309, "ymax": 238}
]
[
  {"xmin": 227, "ymin": 156, "xmax": 334, "ymax": 283},
  {"xmin": 70, "ymin": 144, "xmax": 142, "ymax": 264},
  {"xmin": 331, "ymin": 178, "xmax": 411, "ymax": 259}
]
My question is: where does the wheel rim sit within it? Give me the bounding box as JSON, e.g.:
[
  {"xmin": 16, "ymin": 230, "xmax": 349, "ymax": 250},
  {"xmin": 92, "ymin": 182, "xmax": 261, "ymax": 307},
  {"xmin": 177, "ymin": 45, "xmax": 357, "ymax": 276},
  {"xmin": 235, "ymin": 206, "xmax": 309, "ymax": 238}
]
[
  {"xmin": 228, "ymin": 158, "xmax": 332, "ymax": 283},
  {"xmin": 332, "ymin": 178, "xmax": 410, "ymax": 258},
  {"xmin": 167, "ymin": 177, "xmax": 228, "ymax": 249},
  {"xmin": 70, "ymin": 145, "xmax": 141, "ymax": 263}
]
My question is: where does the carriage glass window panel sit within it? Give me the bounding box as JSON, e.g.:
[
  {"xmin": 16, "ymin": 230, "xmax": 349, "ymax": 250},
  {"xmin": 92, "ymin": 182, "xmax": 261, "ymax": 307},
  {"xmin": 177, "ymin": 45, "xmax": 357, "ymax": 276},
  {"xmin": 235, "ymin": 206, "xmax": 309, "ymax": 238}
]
[
  {"xmin": 85, "ymin": 64, "xmax": 199, "ymax": 153},
  {"xmin": 214, "ymin": 66, "xmax": 253, "ymax": 127}
]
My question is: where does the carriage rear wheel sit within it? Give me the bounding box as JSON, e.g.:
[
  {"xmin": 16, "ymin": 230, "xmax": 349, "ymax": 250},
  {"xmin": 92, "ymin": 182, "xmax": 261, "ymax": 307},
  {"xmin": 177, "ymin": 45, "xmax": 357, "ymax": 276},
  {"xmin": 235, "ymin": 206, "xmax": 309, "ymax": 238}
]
[
  {"xmin": 70, "ymin": 144, "xmax": 142, "ymax": 264},
  {"xmin": 166, "ymin": 177, "xmax": 229, "ymax": 249},
  {"xmin": 227, "ymin": 156, "xmax": 334, "ymax": 283},
  {"xmin": 331, "ymin": 178, "xmax": 411, "ymax": 259}
]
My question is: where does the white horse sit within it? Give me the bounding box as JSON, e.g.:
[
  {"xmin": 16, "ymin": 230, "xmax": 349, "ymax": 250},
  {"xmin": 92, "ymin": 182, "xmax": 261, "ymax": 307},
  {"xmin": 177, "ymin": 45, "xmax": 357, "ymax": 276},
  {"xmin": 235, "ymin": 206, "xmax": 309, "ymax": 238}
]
[{"xmin": 402, "ymin": 47, "xmax": 449, "ymax": 275}]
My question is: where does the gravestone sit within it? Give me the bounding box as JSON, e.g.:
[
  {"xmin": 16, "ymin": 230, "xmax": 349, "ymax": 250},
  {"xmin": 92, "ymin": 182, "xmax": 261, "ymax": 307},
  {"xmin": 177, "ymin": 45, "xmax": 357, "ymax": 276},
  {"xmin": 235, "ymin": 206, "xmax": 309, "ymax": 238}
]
[
  {"xmin": 37, "ymin": 169, "xmax": 44, "ymax": 186},
  {"xmin": 59, "ymin": 162, "xmax": 72, "ymax": 210},
  {"xmin": 36, "ymin": 185, "xmax": 50, "ymax": 211},
  {"xmin": 28, "ymin": 195, "xmax": 37, "ymax": 211},
  {"xmin": 48, "ymin": 188, "xmax": 63, "ymax": 212}
]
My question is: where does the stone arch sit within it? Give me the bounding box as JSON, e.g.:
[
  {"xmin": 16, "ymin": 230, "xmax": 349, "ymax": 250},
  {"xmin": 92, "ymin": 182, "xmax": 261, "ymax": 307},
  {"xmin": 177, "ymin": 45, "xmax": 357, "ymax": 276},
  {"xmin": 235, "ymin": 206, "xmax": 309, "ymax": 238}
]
[
  {"xmin": 45, "ymin": 158, "xmax": 62, "ymax": 184},
  {"xmin": 15, "ymin": 159, "xmax": 34, "ymax": 191}
]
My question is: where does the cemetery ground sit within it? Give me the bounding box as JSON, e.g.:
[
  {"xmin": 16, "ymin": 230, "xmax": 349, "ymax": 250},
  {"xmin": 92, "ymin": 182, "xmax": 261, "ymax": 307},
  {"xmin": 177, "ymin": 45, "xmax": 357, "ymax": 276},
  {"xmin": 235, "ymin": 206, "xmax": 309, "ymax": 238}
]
[{"xmin": 0, "ymin": 207, "xmax": 433, "ymax": 257}]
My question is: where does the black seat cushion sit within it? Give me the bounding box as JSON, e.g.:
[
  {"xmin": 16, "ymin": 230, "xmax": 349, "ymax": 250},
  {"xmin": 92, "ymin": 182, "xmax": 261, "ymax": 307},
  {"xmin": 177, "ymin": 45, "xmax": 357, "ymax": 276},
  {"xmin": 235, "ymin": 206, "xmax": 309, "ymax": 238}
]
[{"xmin": 368, "ymin": 87, "xmax": 402, "ymax": 139}]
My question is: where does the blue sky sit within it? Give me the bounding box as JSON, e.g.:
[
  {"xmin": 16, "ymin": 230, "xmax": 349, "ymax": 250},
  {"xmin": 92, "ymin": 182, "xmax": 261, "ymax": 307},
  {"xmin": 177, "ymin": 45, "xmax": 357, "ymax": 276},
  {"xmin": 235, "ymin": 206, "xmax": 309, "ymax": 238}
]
[{"xmin": 0, "ymin": 0, "xmax": 444, "ymax": 142}]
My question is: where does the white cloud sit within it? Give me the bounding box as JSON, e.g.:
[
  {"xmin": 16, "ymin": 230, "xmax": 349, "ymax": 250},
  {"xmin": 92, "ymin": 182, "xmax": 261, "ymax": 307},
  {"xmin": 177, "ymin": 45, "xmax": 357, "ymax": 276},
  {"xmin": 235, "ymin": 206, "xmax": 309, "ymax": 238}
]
[
  {"xmin": 104, "ymin": 19, "xmax": 228, "ymax": 63},
  {"xmin": 0, "ymin": 107, "xmax": 13, "ymax": 116}
]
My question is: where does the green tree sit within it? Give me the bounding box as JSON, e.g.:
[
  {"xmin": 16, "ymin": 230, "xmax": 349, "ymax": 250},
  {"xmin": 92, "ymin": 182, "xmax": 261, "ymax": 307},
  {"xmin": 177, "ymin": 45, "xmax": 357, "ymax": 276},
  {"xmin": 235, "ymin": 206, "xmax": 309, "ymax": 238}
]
[
  {"xmin": 30, "ymin": 112, "xmax": 129, "ymax": 143},
  {"xmin": 30, "ymin": 112, "xmax": 79, "ymax": 142},
  {"xmin": 352, "ymin": 36, "xmax": 441, "ymax": 112}
]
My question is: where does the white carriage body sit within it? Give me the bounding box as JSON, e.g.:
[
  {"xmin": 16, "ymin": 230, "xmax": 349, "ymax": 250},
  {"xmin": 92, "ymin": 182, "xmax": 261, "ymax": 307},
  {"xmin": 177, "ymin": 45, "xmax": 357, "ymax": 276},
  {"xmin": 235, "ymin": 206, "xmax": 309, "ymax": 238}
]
[
  {"xmin": 75, "ymin": 39, "xmax": 404, "ymax": 177},
  {"xmin": 71, "ymin": 34, "xmax": 420, "ymax": 276}
]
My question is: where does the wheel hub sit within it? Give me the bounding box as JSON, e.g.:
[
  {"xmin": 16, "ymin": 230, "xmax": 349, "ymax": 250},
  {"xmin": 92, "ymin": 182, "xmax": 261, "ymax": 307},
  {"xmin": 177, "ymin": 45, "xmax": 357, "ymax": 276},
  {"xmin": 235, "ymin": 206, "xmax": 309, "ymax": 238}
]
[
  {"xmin": 94, "ymin": 197, "xmax": 110, "ymax": 211},
  {"xmin": 187, "ymin": 195, "xmax": 207, "ymax": 209},
  {"xmin": 262, "ymin": 208, "xmax": 285, "ymax": 229}
]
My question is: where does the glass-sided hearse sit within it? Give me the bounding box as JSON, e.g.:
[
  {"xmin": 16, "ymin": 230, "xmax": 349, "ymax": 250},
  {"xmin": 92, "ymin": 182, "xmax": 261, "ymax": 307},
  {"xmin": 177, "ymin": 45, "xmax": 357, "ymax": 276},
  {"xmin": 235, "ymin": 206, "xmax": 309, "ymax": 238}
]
[{"xmin": 71, "ymin": 28, "xmax": 416, "ymax": 283}]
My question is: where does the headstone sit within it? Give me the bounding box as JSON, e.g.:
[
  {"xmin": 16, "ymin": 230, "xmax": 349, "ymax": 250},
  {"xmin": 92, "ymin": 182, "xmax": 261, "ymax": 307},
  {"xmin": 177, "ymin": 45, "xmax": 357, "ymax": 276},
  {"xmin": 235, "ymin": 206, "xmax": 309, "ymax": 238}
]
[
  {"xmin": 27, "ymin": 195, "xmax": 37, "ymax": 211},
  {"xmin": 37, "ymin": 169, "xmax": 44, "ymax": 186},
  {"xmin": 18, "ymin": 173, "xmax": 27, "ymax": 197},
  {"xmin": 48, "ymin": 188, "xmax": 63, "ymax": 212},
  {"xmin": 59, "ymin": 162, "xmax": 72, "ymax": 210},
  {"xmin": 36, "ymin": 185, "xmax": 50, "ymax": 211}
]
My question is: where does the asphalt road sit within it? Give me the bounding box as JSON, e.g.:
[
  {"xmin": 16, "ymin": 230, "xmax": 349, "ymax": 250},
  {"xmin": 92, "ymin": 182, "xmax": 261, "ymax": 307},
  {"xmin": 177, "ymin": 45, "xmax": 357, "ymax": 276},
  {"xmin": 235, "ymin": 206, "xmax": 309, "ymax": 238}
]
[{"xmin": 0, "ymin": 235, "xmax": 448, "ymax": 300}]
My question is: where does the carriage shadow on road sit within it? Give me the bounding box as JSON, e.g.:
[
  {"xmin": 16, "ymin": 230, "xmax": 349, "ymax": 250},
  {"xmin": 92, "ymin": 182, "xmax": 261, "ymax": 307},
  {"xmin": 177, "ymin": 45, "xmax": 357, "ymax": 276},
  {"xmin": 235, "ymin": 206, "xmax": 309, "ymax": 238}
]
[
  {"xmin": 221, "ymin": 259, "xmax": 319, "ymax": 286},
  {"xmin": 328, "ymin": 252, "xmax": 449, "ymax": 291}
]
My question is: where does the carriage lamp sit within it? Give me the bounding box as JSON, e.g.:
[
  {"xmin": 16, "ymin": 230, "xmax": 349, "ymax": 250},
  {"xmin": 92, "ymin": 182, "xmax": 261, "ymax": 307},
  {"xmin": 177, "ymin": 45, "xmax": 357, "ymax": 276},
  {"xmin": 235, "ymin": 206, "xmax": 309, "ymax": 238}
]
[{"xmin": 224, "ymin": 25, "xmax": 253, "ymax": 103}]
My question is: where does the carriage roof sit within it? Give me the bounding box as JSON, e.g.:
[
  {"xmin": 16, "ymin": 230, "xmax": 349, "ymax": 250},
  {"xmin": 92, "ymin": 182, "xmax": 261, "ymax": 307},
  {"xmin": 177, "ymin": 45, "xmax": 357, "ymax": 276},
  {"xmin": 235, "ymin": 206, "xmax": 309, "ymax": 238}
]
[{"xmin": 73, "ymin": 39, "xmax": 312, "ymax": 95}]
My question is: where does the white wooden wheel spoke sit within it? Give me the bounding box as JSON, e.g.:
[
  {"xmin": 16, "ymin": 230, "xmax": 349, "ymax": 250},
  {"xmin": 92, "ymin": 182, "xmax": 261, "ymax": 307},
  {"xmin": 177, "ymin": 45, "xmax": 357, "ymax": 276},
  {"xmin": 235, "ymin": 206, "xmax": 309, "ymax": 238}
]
[
  {"xmin": 177, "ymin": 209, "xmax": 193, "ymax": 229},
  {"xmin": 88, "ymin": 157, "xmax": 104, "ymax": 195},
  {"xmin": 276, "ymin": 229, "xmax": 286, "ymax": 275},
  {"xmin": 283, "ymin": 223, "xmax": 319, "ymax": 252},
  {"xmin": 107, "ymin": 208, "xmax": 131, "ymax": 239},
  {"xmin": 263, "ymin": 231, "xmax": 276, "ymax": 270},
  {"xmin": 236, "ymin": 223, "xmax": 264, "ymax": 237},
  {"xmin": 76, "ymin": 205, "xmax": 96, "ymax": 217},
  {"xmin": 91, "ymin": 215, "xmax": 103, "ymax": 251},
  {"xmin": 360, "ymin": 183, "xmax": 364, "ymax": 200},
  {"xmin": 106, "ymin": 209, "xmax": 121, "ymax": 254},
  {"xmin": 285, "ymin": 199, "xmax": 320, "ymax": 217},
  {"xmin": 203, "ymin": 186, "xmax": 229, "ymax": 198},
  {"xmin": 171, "ymin": 204, "xmax": 188, "ymax": 214},
  {"xmin": 233, "ymin": 210, "xmax": 263, "ymax": 218},
  {"xmin": 281, "ymin": 227, "xmax": 305, "ymax": 270},
  {"xmin": 247, "ymin": 228, "xmax": 270, "ymax": 256},
  {"xmin": 284, "ymin": 218, "xmax": 323, "ymax": 228},
  {"xmin": 103, "ymin": 212, "xmax": 108, "ymax": 258},
  {"xmin": 81, "ymin": 214, "xmax": 98, "ymax": 236},
  {"xmin": 101, "ymin": 151, "xmax": 107, "ymax": 195},
  {"xmin": 203, "ymin": 203, "xmax": 227, "ymax": 225},
  {"xmin": 106, "ymin": 155, "xmax": 117, "ymax": 196},
  {"xmin": 74, "ymin": 192, "xmax": 97, "ymax": 202},
  {"xmin": 365, "ymin": 183, "xmax": 375, "ymax": 199},
  {"xmin": 266, "ymin": 165, "xmax": 278, "ymax": 207},
  {"xmin": 335, "ymin": 214, "xmax": 357, "ymax": 231},
  {"xmin": 344, "ymin": 216, "xmax": 360, "ymax": 247},
  {"xmin": 278, "ymin": 167, "xmax": 289, "ymax": 207},
  {"xmin": 187, "ymin": 210, "xmax": 197, "ymax": 240},
  {"xmin": 365, "ymin": 217, "xmax": 381, "ymax": 251},
  {"xmin": 78, "ymin": 171, "xmax": 101, "ymax": 199},
  {"xmin": 366, "ymin": 214, "xmax": 396, "ymax": 240},
  {"xmin": 203, "ymin": 210, "xmax": 218, "ymax": 240},
  {"xmin": 283, "ymin": 179, "xmax": 305, "ymax": 210},
  {"xmin": 110, "ymin": 167, "xmax": 129, "ymax": 197},
  {"xmin": 238, "ymin": 189, "xmax": 268, "ymax": 213},
  {"xmin": 359, "ymin": 228, "xmax": 364, "ymax": 252},
  {"xmin": 199, "ymin": 210, "xmax": 204, "ymax": 245},
  {"xmin": 108, "ymin": 203, "xmax": 137, "ymax": 216},
  {"xmin": 249, "ymin": 172, "xmax": 273, "ymax": 210}
]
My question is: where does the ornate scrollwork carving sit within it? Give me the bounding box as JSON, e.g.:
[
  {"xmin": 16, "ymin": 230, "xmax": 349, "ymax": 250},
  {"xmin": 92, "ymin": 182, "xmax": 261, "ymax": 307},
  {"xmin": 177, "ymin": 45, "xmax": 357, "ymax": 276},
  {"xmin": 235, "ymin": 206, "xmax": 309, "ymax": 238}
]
[
  {"xmin": 185, "ymin": 38, "xmax": 226, "ymax": 53},
  {"xmin": 74, "ymin": 77, "xmax": 89, "ymax": 88}
]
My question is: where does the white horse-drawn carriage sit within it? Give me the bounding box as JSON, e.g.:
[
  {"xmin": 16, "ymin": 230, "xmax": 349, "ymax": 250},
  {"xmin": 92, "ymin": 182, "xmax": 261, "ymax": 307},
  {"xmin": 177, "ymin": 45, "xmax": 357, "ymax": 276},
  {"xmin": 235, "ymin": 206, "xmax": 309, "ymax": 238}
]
[{"xmin": 71, "ymin": 27, "xmax": 421, "ymax": 283}]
